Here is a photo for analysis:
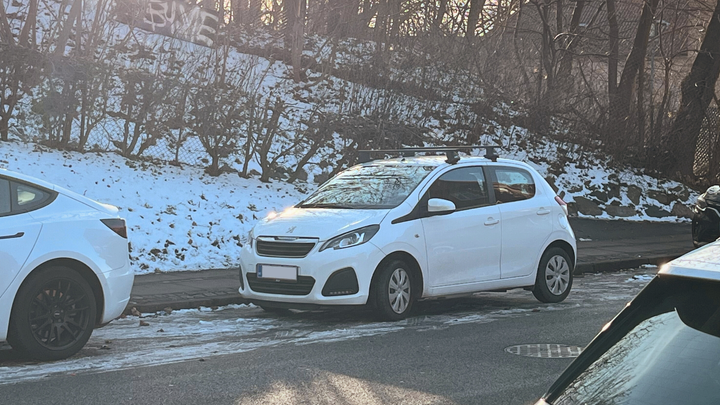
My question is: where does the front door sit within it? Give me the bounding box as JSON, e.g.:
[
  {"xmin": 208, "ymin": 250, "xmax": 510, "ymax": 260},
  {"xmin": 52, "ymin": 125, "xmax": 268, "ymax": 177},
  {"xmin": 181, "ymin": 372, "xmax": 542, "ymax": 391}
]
[{"xmin": 421, "ymin": 166, "xmax": 501, "ymax": 288}]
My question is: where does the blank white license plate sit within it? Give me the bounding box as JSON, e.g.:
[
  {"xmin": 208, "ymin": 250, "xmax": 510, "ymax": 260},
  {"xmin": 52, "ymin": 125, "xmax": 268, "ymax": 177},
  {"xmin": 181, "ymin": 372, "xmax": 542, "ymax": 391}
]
[{"xmin": 257, "ymin": 264, "xmax": 298, "ymax": 281}]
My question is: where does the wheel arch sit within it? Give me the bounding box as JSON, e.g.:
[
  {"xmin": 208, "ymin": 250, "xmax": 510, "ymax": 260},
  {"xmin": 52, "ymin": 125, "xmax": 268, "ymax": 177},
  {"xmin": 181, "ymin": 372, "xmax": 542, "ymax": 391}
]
[
  {"xmin": 369, "ymin": 251, "xmax": 425, "ymax": 300},
  {"xmin": 11, "ymin": 258, "xmax": 105, "ymax": 326},
  {"xmin": 544, "ymin": 240, "xmax": 576, "ymax": 271}
]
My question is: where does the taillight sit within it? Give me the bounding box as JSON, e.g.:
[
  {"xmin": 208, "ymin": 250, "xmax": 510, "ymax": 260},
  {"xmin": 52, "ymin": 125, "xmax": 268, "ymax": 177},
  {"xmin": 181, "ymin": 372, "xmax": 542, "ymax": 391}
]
[
  {"xmin": 101, "ymin": 218, "xmax": 128, "ymax": 239},
  {"xmin": 555, "ymin": 196, "xmax": 569, "ymax": 216}
]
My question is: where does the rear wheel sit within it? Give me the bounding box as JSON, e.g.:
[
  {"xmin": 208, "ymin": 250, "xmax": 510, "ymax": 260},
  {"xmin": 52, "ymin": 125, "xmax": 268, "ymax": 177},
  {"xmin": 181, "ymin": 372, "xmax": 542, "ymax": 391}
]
[
  {"xmin": 8, "ymin": 266, "xmax": 97, "ymax": 361},
  {"xmin": 532, "ymin": 248, "xmax": 573, "ymax": 303},
  {"xmin": 371, "ymin": 260, "xmax": 415, "ymax": 321}
]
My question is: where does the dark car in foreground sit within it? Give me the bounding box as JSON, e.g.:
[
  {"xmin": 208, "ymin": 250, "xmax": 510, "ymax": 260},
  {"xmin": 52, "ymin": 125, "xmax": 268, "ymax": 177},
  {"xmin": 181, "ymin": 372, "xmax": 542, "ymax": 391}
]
[{"xmin": 536, "ymin": 242, "xmax": 720, "ymax": 405}]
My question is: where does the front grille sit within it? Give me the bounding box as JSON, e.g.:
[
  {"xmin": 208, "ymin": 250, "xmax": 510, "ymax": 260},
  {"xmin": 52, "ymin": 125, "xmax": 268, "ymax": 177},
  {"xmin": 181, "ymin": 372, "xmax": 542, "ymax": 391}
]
[
  {"xmin": 256, "ymin": 240, "xmax": 316, "ymax": 258},
  {"xmin": 247, "ymin": 273, "xmax": 315, "ymax": 295}
]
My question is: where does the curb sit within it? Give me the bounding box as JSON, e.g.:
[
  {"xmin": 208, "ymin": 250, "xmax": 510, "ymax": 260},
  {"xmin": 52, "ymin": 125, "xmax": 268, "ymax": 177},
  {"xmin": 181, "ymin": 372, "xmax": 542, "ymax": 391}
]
[
  {"xmin": 574, "ymin": 254, "xmax": 683, "ymax": 274},
  {"xmin": 125, "ymin": 296, "xmax": 249, "ymax": 315}
]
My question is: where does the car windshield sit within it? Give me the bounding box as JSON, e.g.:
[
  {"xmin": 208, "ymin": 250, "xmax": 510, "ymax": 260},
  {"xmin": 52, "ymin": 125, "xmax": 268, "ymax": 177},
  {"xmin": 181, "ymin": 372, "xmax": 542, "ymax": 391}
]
[
  {"xmin": 298, "ymin": 164, "xmax": 436, "ymax": 209},
  {"xmin": 550, "ymin": 276, "xmax": 720, "ymax": 405}
]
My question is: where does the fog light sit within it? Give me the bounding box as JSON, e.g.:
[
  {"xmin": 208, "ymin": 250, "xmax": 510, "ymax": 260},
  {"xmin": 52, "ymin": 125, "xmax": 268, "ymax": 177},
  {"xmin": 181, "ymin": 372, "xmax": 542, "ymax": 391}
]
[{"xmin": 322, "ymin": 268, "xmax": 359, "ymax": 297}]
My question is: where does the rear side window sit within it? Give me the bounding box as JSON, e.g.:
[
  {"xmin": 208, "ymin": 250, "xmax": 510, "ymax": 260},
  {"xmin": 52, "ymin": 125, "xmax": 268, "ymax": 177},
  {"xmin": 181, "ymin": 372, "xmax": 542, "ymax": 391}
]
[
  {"xmin": 491, "ymin": 167, "xmax": 535, "ymax": 203},
  {"xmin": 0, "ymin": 178, "xmax": 56, "ymax": 216},
  {"xmin": 426, "ymin": 166, "xmax": 490, "ymax": 210}
]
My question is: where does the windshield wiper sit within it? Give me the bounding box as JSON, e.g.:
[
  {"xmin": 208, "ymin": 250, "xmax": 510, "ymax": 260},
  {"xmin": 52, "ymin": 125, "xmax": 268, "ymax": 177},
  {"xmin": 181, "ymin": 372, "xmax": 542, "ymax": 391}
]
[{"xmin": 298, "ymin": 203, "xmax": 355, "ymax": 209}]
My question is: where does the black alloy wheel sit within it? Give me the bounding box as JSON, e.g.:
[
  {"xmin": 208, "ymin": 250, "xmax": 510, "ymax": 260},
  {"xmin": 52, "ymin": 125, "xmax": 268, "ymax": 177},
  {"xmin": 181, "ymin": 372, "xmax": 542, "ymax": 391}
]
[{"xmin": 8, "ymin": 266, "xmax": 97, "ymax": 361}]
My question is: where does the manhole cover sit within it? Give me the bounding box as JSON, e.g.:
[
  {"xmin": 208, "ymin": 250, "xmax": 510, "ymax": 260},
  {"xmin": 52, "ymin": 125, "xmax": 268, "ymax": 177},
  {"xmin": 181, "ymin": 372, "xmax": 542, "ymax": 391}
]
[{"xmin": 505, "ymin": 344, "xmax": 582, "ymax": 358}]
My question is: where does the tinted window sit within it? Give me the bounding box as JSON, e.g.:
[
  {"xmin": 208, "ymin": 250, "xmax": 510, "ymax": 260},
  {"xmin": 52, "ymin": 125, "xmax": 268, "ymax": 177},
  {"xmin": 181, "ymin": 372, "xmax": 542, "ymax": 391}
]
[
  {"xmin": 10, "ymin": 181, "xmax": 53, "ymax": 213},
  {"xmin": 550, "ymin": 277, "xmax": 720, "ymax": 405},
  {"xmin": 492, "ymin": 167, "xmax": 535, "ymax": 203},
  {"xmin": 0, "ymin": 179, "xmax": 9, "ymax": 214},
  {"xmin": 427, "ymin": 167, "xmax": 489, "ymax": 210},
  {"xmin": 299, "ymin": 164, "xmax": 435, "ymax": 209}
]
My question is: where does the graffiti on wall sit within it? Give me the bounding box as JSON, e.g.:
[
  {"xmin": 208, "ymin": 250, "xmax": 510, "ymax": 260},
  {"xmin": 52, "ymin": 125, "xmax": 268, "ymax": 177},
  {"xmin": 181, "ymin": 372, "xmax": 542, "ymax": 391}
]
[{"xmin": 118, "ymin": 0, "xmax": 220, "ymax": 47}]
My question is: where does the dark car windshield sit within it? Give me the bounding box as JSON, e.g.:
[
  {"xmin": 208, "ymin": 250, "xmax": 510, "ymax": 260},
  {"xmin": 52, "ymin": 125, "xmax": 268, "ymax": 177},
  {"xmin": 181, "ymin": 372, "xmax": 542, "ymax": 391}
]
[
  {"xmin": 549, "ymin": 276, "xmax": 720, "ymax": 405},
  {"xmin": 298, "ymin": 164, "xmax": 436, "ymax": 209}
]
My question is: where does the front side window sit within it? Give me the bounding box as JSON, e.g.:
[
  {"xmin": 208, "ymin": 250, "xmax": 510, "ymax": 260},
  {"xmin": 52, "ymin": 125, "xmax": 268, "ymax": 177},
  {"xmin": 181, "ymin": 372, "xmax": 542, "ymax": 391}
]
[
  {"xmin": 426, "ymin": 166, "xmax": 490, "ymax": 210},
  {"xmin": 491, "ymin": 167, "xmax": 535, "ymax": 203},
  {"xmin": 550, "ymin": 277, "xmax": 720, "ymax": 405},
  {"xmin": 298, "ymin": 164, "xmax": 436, "ymax": 209}
]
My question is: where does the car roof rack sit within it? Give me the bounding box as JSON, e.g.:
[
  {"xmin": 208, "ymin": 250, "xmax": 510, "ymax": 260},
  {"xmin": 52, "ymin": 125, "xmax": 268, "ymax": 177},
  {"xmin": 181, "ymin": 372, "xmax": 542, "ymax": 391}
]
[{"xmin": 357, "ymin": 146, "xmax": 501, "ymax": 164}]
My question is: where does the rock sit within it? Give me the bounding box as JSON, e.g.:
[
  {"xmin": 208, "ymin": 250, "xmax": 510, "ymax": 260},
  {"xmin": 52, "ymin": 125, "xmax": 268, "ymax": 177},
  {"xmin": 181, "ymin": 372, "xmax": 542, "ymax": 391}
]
[
  {"xmin": 314, "ymin": 172, "xmax": 331, "ymax": 184},
  {"xmin": 139, "ymin": 320, "xmax": 150, "ymax": 327},
  {"xmin": 573, "ymin": 197, "xmax": 603, "ymax": 216},
  {"xmin": 648, "ymin": 189, "xmax": 672, "ymax": 205},
  {"xmin": 607, "ymin": 183, "xmax": 621, "ymax": 199},
  {"xmin": 590, "ymin": 190, "xmax": 608, "ymax": 202},
  {"xmin": 131, "ymin": 307, "xmax": 141, "ymax": 317},
  {"xmin": 627, "ymin": 186, "xmax": 642, "ymax": 205},
  {"xmin": 605, "ymin": 205, "xmax": 636, "ymax": 217},
  {"xmin": 669, "ymin": 185, "xmax": 690, "ymax": 201},
  {"xmin": 671, "ymin": 203, "xmax": 694, "ymax": 219},
  {"xmin": 568, "ymin": 185, "xmax": 584, "ymax": 193},
  {"xmin": 645, "ymin": 206, "xmax": 671, "ymax": 218}
]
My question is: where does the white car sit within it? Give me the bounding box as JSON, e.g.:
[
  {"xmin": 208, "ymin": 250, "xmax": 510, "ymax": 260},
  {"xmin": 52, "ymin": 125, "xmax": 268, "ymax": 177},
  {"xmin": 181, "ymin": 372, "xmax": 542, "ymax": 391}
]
[
  {"xmin": 0, "ymin": 169, "xmax": 134, "ymax": 360},
  {"xmin": 239, "ymin": 147, "xmax": 576, "ymax": 320}
]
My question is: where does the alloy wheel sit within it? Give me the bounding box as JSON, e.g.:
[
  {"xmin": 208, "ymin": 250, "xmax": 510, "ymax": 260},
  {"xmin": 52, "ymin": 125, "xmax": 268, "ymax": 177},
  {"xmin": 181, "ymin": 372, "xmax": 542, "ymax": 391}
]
[{"xmin": 29, "ymin": 279, "xmax": 93, "ymax": 350}]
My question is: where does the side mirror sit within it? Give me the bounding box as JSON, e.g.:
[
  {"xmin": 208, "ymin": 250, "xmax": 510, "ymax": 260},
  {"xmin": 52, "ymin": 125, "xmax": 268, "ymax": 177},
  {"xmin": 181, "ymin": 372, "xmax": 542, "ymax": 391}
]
[{"xmin": 428, "ymin": 198, "xmax": 456, "ymax": 213}]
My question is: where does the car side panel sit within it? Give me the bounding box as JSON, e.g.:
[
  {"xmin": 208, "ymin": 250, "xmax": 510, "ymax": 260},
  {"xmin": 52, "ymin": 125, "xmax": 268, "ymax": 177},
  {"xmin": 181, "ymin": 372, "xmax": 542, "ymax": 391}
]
[
  {"xmin": 0, "ymin": 195, "xmax": 133, "ymax": 341},
  {"xmin": 0, "ymin": 212, "xmax": 42, "ymax": 299}
]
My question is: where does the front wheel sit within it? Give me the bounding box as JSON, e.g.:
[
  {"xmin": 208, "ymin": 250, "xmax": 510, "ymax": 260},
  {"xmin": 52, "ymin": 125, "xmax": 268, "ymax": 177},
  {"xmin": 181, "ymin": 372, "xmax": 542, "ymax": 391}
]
[
  {"xmin": 7, "ymin": 266, "xmax": 97, "ymax": 361},
  {"xmin": 371, "ymin": 260, "xmax": 415, "ymax": 321},
  {"xmin": 532, "ymin": 248, "xmax": 573, "ymax": 303}
]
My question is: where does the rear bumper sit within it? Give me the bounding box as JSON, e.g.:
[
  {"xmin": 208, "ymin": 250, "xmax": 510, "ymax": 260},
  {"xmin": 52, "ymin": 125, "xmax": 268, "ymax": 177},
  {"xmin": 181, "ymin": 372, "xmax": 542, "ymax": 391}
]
[{"xmin": 100, "ymin": 262, "xmax": 134, "ymax": 324}]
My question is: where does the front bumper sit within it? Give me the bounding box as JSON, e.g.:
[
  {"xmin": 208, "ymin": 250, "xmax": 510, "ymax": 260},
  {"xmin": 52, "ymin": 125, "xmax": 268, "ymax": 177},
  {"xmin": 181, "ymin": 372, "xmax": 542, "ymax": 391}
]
[{"xmin": 238, "ymin": 241, "xmax": 386, "ymax": 306}]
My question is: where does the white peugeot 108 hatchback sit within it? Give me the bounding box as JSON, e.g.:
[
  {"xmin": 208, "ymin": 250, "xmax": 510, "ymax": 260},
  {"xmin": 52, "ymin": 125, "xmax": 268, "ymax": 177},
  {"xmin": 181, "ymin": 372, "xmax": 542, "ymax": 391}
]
[
  {"xmin": 239, "ymin": 147, "xmax": 576, "ymax": 320},
  {"xmin": 0, "ymin": 169, "xmax": 134, "ymax": 360}
]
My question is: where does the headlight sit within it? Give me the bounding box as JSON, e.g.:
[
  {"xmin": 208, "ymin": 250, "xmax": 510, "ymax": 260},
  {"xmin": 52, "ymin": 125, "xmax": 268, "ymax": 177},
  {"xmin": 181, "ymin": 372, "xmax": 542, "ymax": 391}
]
[
  {"xmin": 319, "ymin": 225, "xmax": 380, "ymax": 252},
  {"xmin": 248, "ymin": 228, "xmax": 255, "ymax": 248}
]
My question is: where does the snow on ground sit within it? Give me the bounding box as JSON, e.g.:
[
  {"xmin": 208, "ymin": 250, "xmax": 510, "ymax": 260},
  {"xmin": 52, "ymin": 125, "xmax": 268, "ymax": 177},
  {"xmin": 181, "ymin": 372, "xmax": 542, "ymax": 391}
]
[{"xmin": 1, "ymin": 141, "xmax": 305, "ymax": 274}]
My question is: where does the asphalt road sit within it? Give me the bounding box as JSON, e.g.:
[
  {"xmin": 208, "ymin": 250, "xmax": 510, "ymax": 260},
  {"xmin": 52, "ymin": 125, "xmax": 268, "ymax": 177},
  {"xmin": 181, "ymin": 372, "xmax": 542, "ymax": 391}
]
[{"xmin": 0, "ymin": 269, "xmax": 654, "ymax": 405}]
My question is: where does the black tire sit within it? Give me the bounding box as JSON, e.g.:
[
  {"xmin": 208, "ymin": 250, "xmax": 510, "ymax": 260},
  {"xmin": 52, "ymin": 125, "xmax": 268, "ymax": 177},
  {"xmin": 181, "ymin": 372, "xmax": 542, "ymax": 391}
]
[
  {"xmin": 7, "ymin": 266, "xmax": 97, "ymax": 361},
  {"xmin": 532, "ymin": 248, "xmax": 573, "ymax": 303},
  {"xmin": 371, "ymin": 259, "xmax": 415, "ymax": 321}
]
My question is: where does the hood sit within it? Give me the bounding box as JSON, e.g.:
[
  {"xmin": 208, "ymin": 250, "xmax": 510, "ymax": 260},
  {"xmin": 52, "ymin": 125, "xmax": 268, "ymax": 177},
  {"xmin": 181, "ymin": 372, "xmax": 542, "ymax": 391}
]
[{"xmin": 253, "ymin": 207, "xmax": 391, "ymax": 241}]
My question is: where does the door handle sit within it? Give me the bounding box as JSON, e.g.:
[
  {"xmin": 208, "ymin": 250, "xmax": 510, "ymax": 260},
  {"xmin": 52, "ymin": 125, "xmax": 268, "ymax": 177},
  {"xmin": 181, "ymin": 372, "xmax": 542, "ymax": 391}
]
[
  {"xmin": 484, "ymin": 218, "xmax": 500, "ymax": 226},
  {"xmin": 0, "ymin": 232, "xmax": 24, "ymax": 240},
  {"xmin": 537, "ymin": 208, "xmax": 551, "ymax": 215}
]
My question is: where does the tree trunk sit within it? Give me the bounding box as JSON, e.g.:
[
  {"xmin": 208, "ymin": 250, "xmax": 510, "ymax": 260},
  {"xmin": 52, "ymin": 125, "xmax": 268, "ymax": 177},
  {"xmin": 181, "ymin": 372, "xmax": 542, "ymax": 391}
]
[
  {"xmin": 652, "ymin": 0, "xmax": 720, "ymax": 178},
  {"xmin": 55, "ymin": 0, "xmax": 82, "ymax": 55},
  {"xmin": 467, "ymin": 0, "xmax": 485, "ymax": 39},
  {"xmin": 608, "ymin": 0, "xmax": 659, "ymax": 150}
]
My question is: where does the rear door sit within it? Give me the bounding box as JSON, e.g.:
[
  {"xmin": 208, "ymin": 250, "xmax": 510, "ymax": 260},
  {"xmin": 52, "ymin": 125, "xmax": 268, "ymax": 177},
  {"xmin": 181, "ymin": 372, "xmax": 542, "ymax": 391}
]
[
  {"xmin": 421, "ymin": 166, "xmax": 501, "ymax": 287},
  {"xmin": 0, "ymin": 178, "xmax": 48, "ymax": 298},
  {"xmin": 488, "ymin": 166, "xmax": 552, "ymax": 279}
]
